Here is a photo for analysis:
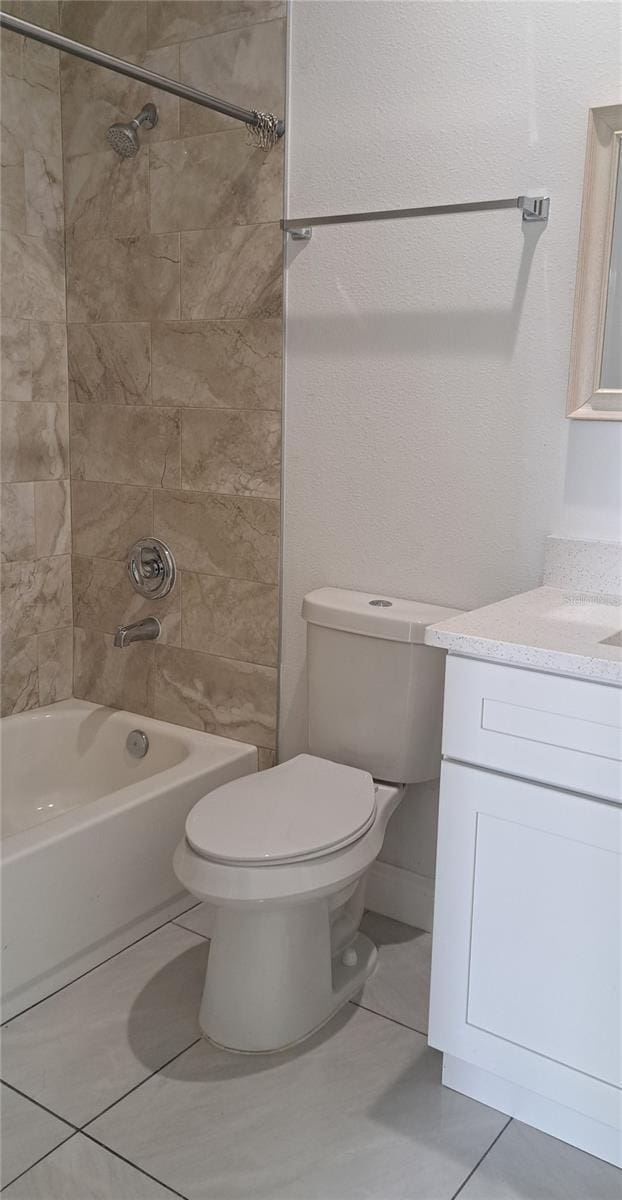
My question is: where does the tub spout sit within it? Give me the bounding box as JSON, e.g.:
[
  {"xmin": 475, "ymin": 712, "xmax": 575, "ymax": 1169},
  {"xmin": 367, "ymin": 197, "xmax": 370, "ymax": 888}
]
[{"xmin": 113, "ymin": 617, "xmax": 161, "ymax": 648}]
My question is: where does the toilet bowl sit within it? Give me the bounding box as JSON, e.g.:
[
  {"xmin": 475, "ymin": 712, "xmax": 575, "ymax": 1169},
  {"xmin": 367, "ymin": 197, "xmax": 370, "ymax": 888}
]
[
  {"xmin": 174, "ymin": 587, "xmax": 461, "ymax": 1053},
  {"xmin": 174, "ymin": 755, "xmax": 403, "ymax": 1052}
]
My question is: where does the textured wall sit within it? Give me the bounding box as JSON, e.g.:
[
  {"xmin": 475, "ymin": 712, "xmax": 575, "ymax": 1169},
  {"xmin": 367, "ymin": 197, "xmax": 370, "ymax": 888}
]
[
  {"xmin": 59, "ymin": 0, "xmax": 284, "ymax": 761},
  {"xmin": 281, "ymin": 1, "xmax": 622, "ymax": 877},
  {"xmin": 0, "ymin": 0, "xmax": 72, "ymax": 716}
]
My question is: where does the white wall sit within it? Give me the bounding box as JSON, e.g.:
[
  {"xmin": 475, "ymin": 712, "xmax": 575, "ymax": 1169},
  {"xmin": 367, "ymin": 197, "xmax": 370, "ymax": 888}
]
[{"xmin": 280, "ymin": 1, "xmax": 622, "ymax": 890}]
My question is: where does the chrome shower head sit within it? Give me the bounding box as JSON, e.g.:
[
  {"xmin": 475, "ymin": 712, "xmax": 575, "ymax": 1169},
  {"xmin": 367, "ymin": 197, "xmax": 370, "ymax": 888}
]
[{"xmin": 106, "ymin": 102, "xmax": 158, "ymax": 159}]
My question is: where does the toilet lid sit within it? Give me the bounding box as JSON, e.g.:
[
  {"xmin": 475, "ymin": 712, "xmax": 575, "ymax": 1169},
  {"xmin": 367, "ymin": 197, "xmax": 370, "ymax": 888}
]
[{"xmin": 185, "ymin": 754, "xmax": 377, "ymax": 865}]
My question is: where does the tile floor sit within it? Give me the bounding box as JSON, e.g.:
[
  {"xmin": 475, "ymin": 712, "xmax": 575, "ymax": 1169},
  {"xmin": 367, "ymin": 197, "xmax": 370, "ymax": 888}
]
[{"xmin": 1, "ymin": 908, "xmax": 620, "ymax": 1199}]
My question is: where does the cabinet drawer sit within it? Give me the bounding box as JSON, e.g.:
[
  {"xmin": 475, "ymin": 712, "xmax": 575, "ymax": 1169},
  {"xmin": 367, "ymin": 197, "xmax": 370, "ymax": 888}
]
[{"xmin": 442, "ymin": 656, "xmax": 622, "ymax": 801}]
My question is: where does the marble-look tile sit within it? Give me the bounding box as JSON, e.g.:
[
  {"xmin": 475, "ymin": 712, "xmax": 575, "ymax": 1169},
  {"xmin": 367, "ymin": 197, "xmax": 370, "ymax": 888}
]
[
  {"xmin": 59, "ymin": 1, "xmax": 147, "ymax": 60},
  {"xmin": 154, "ymin": 644, "xmax": 277, "ymax": 746},
  {"xmin": 60, "ymin": 45, "xmax": 179, "ymax": 159},
  {"xmin": 22, "ymin": 2, "xmax": 60, "ymax": 33},
  {"xmin": 2, "ymin": 1134, "xmax": 175, "ymax": 1199},
  {"xmin": 458, "ymin": 1119, "xmax": 622, "ymax": 1199},
  {"xmin": 2, "ymin": 41, "xmax": 62, "ymax": 163},
  {"xmin": 1, "ymin": 923, "xmax": 207, "ymax": 1126},
  {"xmin": 71, "ymin": 404, "xmax": 180, "ymax": 488},
  {"xmin": 73, "ymin": 555, "xmax": 180, "ymax": 646},
  {"xmin": 71, "ymin": 479, "xmax": 152, "ymax": 559},
  {"xmin": 355, "ymin": 912, "xmax": 432, "ymax": 1034},
  {"xmin": 73, "ymin": 626, "xmax": 155, "ymax": 713},
  {"xmin": 1, "ymin": 231, "xmax": 65, "ymax": 321},
  {"xmin": 1, "ymin": 403, "xmax": 69, "ymax": 482},
  {"xmin": 34, "ymin": 479, "xmax": 71, "ymax": 556},
  {"xmin": 29, "ymin": 321, "xmax": 68, "ymax": 403},
  {"xmin": 0, "ymin": 319, "xmax": 31, "ymax": 401},
  {"xmin": 148, "ymin": 1, "xmax": 285, "ymax": 48},
  {"xmin": 64, "ymin": 150, "xmax": 149, "ymax": 241},
  {"xmin": 181, "ymin": 224, "xmax": 281, "ymax": 320},
  {"xmin": 1, "ymin": 482, "xmax": 36, "ymax": 561},
  {"xmin": 1, "ymin": 321, "xmax": 67, "ymax": 405},
  {"xmin": 66, "ymin": 233, "xmax": 180, "ymax": 323},
  {"xmin": 21, "ymin": 33, "xmax": 60, "ymax": 95},
  {"xmin": 0, "ymin": 1083, "xmax": 72, "ymax": 1190},
  {"xmin": 154, "ymin": 489, "xmax": 279, "ymax": 583},
  {"xmin": 179, "ymin": 19, "xmax": 285, "ymax": 138},
  {"xmin": 1, "ymin": 74, "xmax": 26, "ymax": 167},
  {"xmin": 38, "ymin": 624, "xmax": 72, "ymax": 705},
  {"xmin": 257, "ymin": 747, "xmax": 277, "ymax": 770},
  {"xmin": 150, "ymin": 130, "xmax": 283, "ymax": 232},
  {"xmin": 151, "ymin": 319, "xmax": 281, "ymax": 411},
  {"xmin": 68, "ymin": 323, "xmax": 151, "ymax": 405},
  {"xmin": 181, "ymin": 572, "xmax": 278, "ymax": 665},
  {"xmin": 0, "ymin": 633, "xmax": 38, "ymax": 715},
  {"xmin": 1, "ymin": 554, "xmax": 71, "ymax": 638},
  {"xmin": 1, "ymin": 22, "xmax": 23, "ymax": 81},
  {"xmin": 24, "ymin": 149, "xmax": 63, "ymax": 239},
  {"xmin": 90, "ymin": 1005, "xmax": 508, "ymax": 1200},
  {"xmin": 1, "ymin": 162, "xmax": 26, "ymax": 232},
  {"xmin": 182, "ymin": 409, "xmax": 281, "ymax": 497}
]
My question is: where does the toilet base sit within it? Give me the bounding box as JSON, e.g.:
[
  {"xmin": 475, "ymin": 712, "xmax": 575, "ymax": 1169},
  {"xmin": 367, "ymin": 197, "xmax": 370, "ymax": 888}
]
[
  {"xmin": 205, "ymin": 934, "xmax": 378, "ymax": 1055},
  {"xmin": 198, "ymin": 898, "xmax": 378, "ymax": 1053}
]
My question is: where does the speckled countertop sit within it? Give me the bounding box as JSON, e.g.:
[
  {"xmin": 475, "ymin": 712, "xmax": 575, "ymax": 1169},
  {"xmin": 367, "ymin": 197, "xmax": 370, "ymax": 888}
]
[{"xmin": 425, "ymin": 586, "xmax": 622, "ymax": 684}]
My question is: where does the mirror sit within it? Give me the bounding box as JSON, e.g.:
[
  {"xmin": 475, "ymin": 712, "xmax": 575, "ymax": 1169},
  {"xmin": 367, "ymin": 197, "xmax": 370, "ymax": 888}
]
[{"xmin": 567, "ymin": 104, "xmax": 622, "ymax": 420}]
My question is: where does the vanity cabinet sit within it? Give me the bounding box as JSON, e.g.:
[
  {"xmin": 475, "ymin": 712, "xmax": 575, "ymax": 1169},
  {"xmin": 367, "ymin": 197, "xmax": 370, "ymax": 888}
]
[{"xmin": 429, "ymin": 655, "xmax": 622, "ymax": 1167}]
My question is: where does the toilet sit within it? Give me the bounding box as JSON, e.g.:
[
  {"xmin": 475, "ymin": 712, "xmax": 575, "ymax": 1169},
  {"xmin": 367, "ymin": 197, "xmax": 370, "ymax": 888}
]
[{"xmin": 173, "ymin": 587, "xmax": 460, "ymax": 1052}]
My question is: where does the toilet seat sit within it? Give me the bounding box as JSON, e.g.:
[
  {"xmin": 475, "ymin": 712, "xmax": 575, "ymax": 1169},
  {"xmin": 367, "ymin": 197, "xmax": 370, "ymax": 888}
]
[{"xmin": 185, "ymin": 754, "xmax": 376, "ymax": 866}]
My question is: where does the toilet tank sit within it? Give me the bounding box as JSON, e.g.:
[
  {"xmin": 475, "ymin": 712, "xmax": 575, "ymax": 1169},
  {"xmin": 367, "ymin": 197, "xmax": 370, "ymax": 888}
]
[{"xmin": 303, "ymin": 588, "xmax": 462, "ymax": 784}]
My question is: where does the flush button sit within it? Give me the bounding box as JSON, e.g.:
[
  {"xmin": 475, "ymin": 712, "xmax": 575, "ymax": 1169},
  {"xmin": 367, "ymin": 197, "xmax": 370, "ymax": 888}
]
[{"xmin": 369, "ymin": 599, "xmax": 392, "ymax": 607}]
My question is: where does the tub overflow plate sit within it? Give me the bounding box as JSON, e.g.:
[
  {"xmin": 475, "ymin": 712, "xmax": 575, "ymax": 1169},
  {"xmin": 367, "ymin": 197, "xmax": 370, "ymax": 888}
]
[{"xmin": 127, "ymin": 729, "xmax": 149, "ymax": 759}]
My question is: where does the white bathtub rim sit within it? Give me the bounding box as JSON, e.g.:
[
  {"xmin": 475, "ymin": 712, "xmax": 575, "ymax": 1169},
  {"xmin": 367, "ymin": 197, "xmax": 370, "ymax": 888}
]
[{"xmin": 1, "ymin": 699, "xmax": 258, "ymax": 861}]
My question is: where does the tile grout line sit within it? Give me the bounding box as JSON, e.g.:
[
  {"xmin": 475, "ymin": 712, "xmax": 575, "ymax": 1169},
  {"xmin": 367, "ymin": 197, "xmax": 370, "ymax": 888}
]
[
  {"xmin": 1, "ymin": 907, "xmax": 201, "ymax": 1027},
  {"xmin": 171, "ymin": 918, "xmax": 210, "ymax": 940},
  {"xmin": 0, "ymin": 1080, "xmax": 80, "ymax": 1132},
  {"xmin": 79, "ymin": 1038, "xmax": 203, "ymax": 1132},
  {"xmin": 80, "ymin": 1131, "xmax": 191, "ymax": 1200},
  {"xmin": 0, "ymin": 1131, "xmax": 78, "ymax": 1194},
  {"xmin": 449, "ymin": 1117, "xmax": 513, "ymax": 1200},
  {"xmin": 349, "ymin": 998, "xmax": 428, "ymax": 1039}
]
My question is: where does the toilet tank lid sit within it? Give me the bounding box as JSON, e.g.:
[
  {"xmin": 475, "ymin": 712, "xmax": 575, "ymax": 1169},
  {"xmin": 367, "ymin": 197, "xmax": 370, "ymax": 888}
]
[{"xmin": 302, "ymin": 588, "xmax": 462, "ymax": 644}]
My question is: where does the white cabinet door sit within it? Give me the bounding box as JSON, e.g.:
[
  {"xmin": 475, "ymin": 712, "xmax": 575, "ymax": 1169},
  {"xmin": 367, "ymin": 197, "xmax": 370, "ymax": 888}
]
[{"xmin": 429, "ymin": 761, "xmax": 622, "ymax": 1128}]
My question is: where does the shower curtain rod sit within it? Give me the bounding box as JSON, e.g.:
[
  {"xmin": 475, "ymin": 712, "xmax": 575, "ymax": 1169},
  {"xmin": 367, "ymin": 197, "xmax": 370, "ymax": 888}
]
[{"xmin": 0, "ymin": 11, "xmax": 285, "ymax": 138}]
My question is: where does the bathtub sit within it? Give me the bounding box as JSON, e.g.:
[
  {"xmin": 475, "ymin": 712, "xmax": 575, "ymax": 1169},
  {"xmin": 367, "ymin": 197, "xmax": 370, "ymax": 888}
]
[{"xmin": 1, "ymin": 700, "xmax": 256, "ymax": 1020}]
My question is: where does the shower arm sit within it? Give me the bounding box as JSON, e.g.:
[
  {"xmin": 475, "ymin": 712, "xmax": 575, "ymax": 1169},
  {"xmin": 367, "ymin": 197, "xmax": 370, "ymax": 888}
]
[{"xmin": 0, "ymin": 10, "xmax": 285, "ymax": 138}]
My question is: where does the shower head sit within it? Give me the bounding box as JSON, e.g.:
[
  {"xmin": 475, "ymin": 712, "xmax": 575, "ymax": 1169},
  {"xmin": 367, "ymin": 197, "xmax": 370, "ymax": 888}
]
[{"xmin": 106, "ymin": 102, "xmax": 158, "ymax": 158}]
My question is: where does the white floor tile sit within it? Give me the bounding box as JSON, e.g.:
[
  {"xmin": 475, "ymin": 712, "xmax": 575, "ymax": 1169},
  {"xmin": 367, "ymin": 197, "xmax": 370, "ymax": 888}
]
[
  {"xmin": 90, "ymin": 1004, "xmax": 507, "ymax": 1200},
  {"xmin": 0, "ymin": 1085, "xmax": 73, "ymax": 1189},
  {"xmin": 173, "ymin": 902, "xmax": 214, "ymax": 940},
  {"xmin": 356, "ymin": 911, "xmax": 431, "ymax": 1032},
  {"xmin": 2, "ymin": 1134, "xmax": 177, "ymax": 1198},
  {"xmin": 1, "ymin": 923, "xmax": 208, "ymax": 1126},
  {"xmin": 458, "ymin": 1119, "xmax": 622, "ymax": 1199}
]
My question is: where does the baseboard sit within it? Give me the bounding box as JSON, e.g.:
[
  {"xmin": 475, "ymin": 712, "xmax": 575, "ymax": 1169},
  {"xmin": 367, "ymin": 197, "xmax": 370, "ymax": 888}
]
[
  {"xmin": 443, "ymin": 1054, "xmax": 622, "ymax": 1169},
  {"xmin": 366, "ymin": 860, "xmax": 435, "ymax": 932}
]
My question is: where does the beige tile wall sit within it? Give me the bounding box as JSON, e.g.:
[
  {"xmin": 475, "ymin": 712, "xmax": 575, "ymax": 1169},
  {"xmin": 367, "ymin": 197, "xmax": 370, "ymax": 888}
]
[
  {"xmin": 61, "ymin": 0, "xmax": 285, "ymax": 759},
  {"xmin": 1, "ymin": 1, "xmax": 73, "ymax": 715}
]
